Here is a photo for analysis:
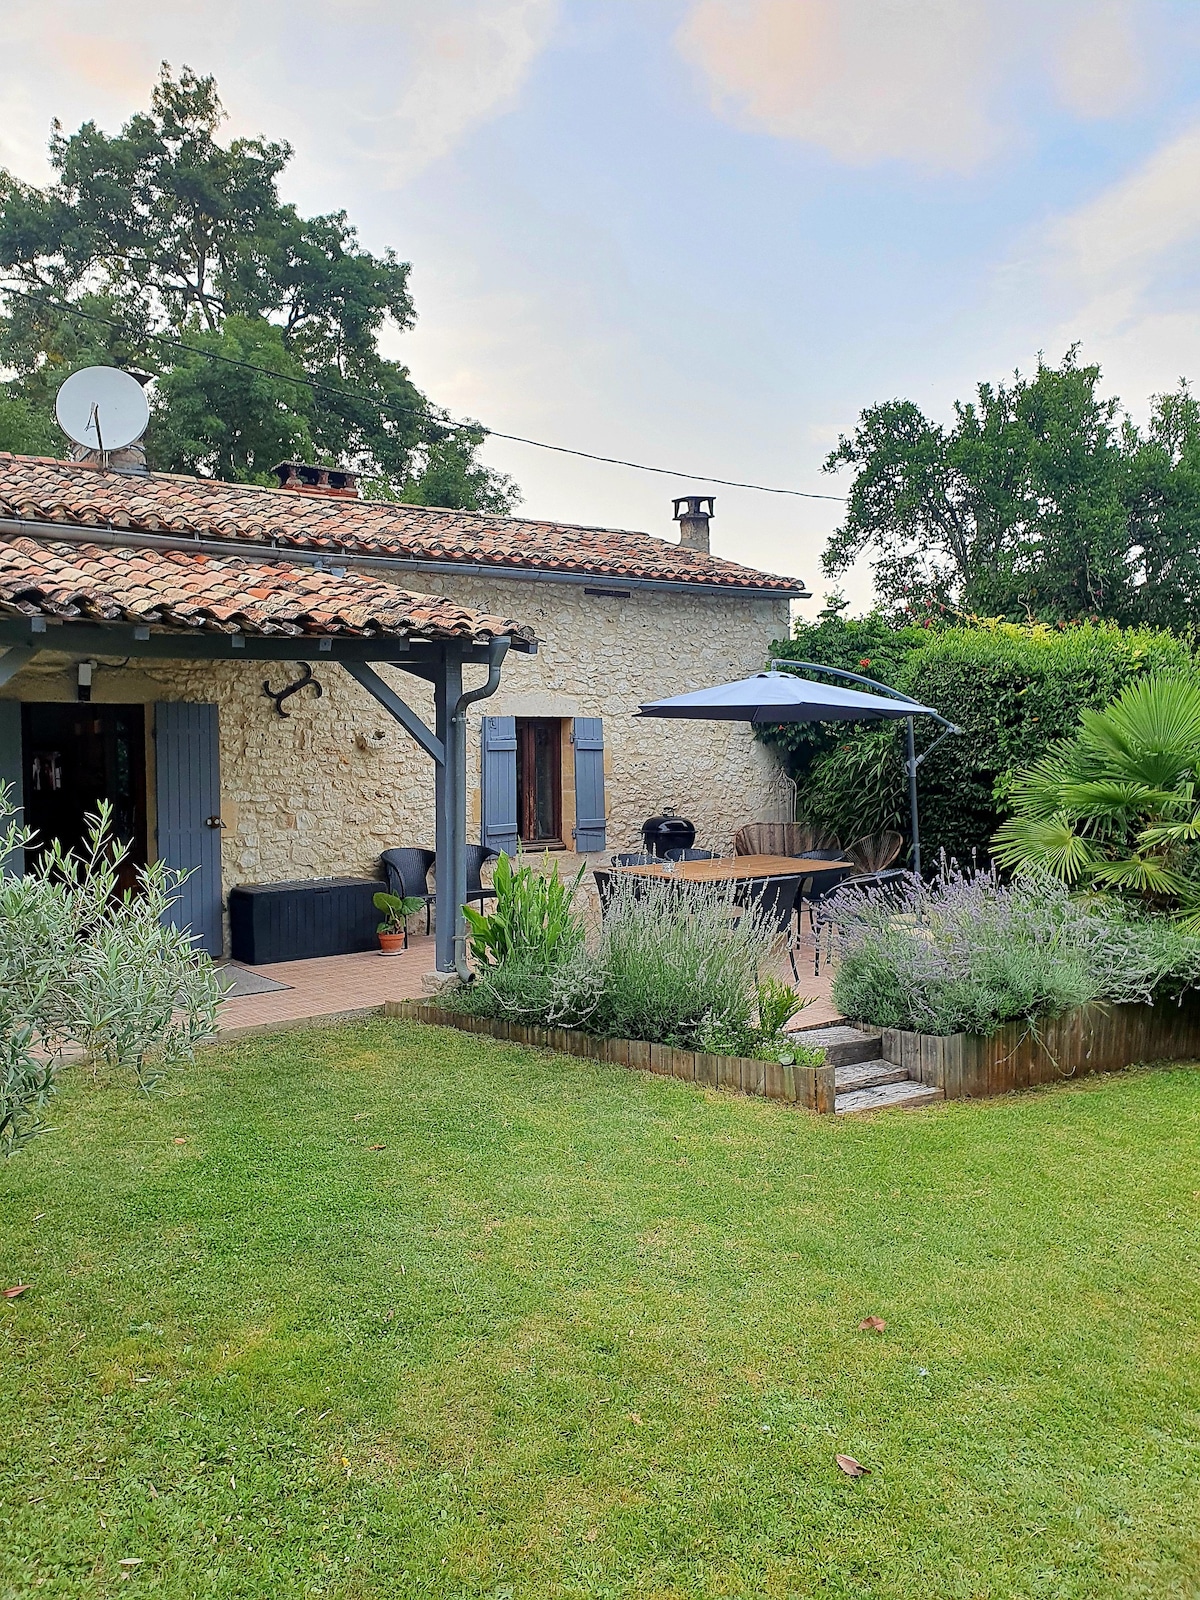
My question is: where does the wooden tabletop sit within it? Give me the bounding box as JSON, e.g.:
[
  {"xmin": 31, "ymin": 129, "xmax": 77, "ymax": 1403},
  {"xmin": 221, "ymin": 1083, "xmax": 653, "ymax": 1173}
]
[{"xmin": 611, "ymin": 853, "xmax": 851, "ymax": 883}]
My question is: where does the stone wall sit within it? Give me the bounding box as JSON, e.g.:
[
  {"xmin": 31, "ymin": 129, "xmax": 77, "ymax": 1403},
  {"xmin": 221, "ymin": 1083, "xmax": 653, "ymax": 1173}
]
[{"xmin": 2, "ymin": 571, "xmax": 792, "ymax": 947}]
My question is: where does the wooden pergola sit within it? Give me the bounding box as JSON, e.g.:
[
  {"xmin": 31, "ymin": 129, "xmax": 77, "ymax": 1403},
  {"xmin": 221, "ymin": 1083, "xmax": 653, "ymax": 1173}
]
[{"xmin": 0, "ymin": 616, "xmax": 536, "ymax": 975}]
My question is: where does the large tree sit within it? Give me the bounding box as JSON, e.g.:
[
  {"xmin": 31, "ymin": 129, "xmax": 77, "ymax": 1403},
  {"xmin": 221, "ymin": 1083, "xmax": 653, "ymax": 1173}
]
[
  {"xmin": 822, "ymin": 350, "xmax": 1200, "ymax": 629},
  {"xmin": 0, "ymin": 65, "xmax": 516, "ymax": 511}
]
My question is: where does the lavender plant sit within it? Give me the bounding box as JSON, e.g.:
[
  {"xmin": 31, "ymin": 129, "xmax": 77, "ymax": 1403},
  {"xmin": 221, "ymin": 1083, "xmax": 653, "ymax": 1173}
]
[{"xmin": 825, "ymin": 861, "xmax": 1200, "ymax": 1036}]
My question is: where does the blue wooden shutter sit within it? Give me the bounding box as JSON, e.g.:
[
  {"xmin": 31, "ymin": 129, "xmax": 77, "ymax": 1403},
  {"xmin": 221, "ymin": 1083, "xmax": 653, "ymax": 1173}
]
[
  {"xmin": 481, "ymin": 715, "xmax": 519, "ymax": 855},
  {"xmin": 155, "ymin": 702, "xmax": 223, "ymax": 956},
  {"xmin": 0, "ymin": 701, "xmax": 23, "ymax": 876},
  {"xmin": 572, "ymin": 717, "xmax": 606, "ymax": 852}
]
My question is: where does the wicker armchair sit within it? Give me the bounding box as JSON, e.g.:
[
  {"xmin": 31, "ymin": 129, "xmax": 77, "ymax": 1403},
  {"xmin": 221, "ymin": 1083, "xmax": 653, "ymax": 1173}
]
[
  {"xmin": 733, "ymin": 822, "xmax": 842, "ymax": 857},
  {"xmin": 845, "ymin": 830, "xmax": 904, "ymax": 876}
]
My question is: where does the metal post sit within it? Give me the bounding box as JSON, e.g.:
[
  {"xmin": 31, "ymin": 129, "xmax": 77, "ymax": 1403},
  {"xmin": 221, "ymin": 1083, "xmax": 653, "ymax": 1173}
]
[
  {"xmin": 906, "ymin": 715, "xmax": 921, "ymax": 880},
  {"xmin": 433, "ymin": 650, "xmax": 465, "ymax": 973}
]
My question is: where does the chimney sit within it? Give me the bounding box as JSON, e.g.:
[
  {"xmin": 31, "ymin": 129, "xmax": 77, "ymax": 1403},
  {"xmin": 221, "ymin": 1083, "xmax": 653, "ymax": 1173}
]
[
  {"xmin": 273, "ymin": 461, "xmax": 360, "ymax": 499},
  {"xmin": 673, "ymin": 494, "xmax": 714, "ymax": 554}
]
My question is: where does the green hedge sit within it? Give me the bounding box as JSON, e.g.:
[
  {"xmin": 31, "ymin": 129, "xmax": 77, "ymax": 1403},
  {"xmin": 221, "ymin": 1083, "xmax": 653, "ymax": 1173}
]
[{"xmin": 759, "ymin": 617, "xmax": 1196, "ymax": 863}]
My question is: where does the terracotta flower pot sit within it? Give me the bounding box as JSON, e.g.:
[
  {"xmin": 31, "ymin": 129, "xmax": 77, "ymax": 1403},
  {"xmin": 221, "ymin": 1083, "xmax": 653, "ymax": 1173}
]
[{"xmin": 378, "ymin": 931, "xmax": 407, "ymax": 955}]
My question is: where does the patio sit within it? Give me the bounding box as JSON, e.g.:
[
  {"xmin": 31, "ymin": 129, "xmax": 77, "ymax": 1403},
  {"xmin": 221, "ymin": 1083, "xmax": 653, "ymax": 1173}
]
[{"xmin": 213, "ymin": 922, "xmax": 844, "ymax": 1040}]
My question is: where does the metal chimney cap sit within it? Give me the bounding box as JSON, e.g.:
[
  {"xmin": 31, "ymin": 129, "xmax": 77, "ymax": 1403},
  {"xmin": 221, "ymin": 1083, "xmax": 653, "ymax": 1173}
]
[{"xmin": 672, "ymin": 495, "xmax": 715, "ymax": 521}]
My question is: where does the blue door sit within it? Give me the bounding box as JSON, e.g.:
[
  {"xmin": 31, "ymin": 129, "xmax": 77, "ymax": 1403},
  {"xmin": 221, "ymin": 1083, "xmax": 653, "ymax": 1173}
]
[{"xmin": 154, "ymin": 702, "xmax": 223, "ymax": 956}]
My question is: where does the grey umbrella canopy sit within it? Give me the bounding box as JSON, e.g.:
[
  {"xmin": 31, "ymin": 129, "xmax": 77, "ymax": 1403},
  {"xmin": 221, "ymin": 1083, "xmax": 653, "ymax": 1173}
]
[
  {"xmin": 638, "ymin": 661, "xmax": 960, "ymax": 876},
  {"xmin": 637, "ymin": 671, "xmax": 941, "ymax": 724}
]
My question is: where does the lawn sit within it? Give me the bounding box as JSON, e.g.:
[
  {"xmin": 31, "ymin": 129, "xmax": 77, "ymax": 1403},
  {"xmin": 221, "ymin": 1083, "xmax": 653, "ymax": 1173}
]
[{"xmin": 2, "ymin": 1022, "xmax": 1198, "ymax": 1600}]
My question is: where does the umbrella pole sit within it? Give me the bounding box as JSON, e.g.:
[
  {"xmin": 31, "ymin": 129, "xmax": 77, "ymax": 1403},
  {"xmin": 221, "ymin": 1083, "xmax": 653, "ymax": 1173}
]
[{"xmin": 906, "ymin": 715, "xmax": 921, "ymax": 879}]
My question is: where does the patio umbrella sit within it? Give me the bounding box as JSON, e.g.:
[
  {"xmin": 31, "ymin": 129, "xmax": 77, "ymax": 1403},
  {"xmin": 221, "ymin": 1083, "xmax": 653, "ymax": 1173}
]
[{"xmin": 637, "ymin": 661, "xmax": 961, "ymax": 876}]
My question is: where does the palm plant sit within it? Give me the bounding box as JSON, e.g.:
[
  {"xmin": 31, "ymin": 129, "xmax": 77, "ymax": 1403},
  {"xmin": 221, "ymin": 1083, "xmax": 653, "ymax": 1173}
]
[{"xmin": 992, "ymin": 677, "xmax": 1200, "ymax": 926}]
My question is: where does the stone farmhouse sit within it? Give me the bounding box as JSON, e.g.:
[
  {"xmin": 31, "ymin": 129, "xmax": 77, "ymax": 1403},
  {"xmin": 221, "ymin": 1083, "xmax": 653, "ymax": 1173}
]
[{"xmin": 0, "ymin": 453, "xmax": 806, "ymax": 956}]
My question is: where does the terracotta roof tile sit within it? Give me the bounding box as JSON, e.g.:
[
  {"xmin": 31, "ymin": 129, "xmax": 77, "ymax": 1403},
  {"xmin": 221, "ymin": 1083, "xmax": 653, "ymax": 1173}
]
[
  {"xmin": 0, "ymin": 454, "xmax": 805, "ymax": 594},
  {"xmin": 0, "ymin": 538, "xmax": 536, "ymax": 646}
]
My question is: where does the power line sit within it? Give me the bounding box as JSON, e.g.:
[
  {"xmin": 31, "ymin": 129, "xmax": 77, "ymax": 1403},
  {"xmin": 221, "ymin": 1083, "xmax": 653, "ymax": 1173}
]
[{"xmin": 4, "ymin": 287, "xmax": 847, "ymax": 503}]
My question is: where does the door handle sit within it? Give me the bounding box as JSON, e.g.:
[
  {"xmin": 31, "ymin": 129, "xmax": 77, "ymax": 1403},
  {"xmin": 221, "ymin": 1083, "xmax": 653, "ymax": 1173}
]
[{"xmin": 205, "ymin": 815, "xmax": 226, "ymax": 829}]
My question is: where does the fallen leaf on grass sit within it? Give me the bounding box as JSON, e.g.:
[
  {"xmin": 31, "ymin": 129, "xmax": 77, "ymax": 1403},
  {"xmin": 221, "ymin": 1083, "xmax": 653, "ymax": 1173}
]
[
  {"xmin": 173, "ymin": 1138, "xmax": 187, "ymax": 1146},
  {"xmin": 353, "ymin": 1113, "xmax": 370, "ymax": 1122},
  {"xmin": 858, "ymin": 1316, "xmax": 887, "ymax": 1333},
  {"xmin": 627, "ymin": 1412, "xmax": 643, "ymax": 1426},
  {"xmin": 835, "ymin": 1454, "xmax": 870, "ymax": 1477},
  {"xmin": 367, "ymin": 1143, "xmax": 386, "ymax": 1151},
  {"xmin": 4, "ymin": 1285, "xmax": 29, "ymax": 1299},
  {"xmin": 583, "ymin": 1528, "xmax": 599, "ymax": 1543},
  {"xmin": 119, "ymin": 1559, "xmax": 143, "ymax": 1567}
]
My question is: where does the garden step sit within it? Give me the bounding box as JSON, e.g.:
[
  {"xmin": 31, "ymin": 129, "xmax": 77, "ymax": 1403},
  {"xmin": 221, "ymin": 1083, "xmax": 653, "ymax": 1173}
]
[
  {"xmin": 835, "ymin": 1080, "xmax": 945, "ymax": 1115},
  {"xmin": 789, "ymin": 1025, "xmax": 883, "ymax": 1067},
  {"xmin": 834, "ymin": 1059, "xmax": 910, "ymax": 1092}
]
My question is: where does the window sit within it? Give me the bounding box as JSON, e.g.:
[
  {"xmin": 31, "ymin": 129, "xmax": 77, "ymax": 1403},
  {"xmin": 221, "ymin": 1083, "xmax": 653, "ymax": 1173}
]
[{"xmin": 515, "ymin": 717, "xmax": 562, "ymax": 846}]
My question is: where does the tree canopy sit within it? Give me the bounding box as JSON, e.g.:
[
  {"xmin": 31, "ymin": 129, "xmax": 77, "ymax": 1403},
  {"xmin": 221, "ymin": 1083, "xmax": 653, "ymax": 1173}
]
[
  {"xmin": 823, "ymin": 350, "xmax": 1200, "ymax": 631},
  {"xmin": 0, "ymin": 65, "xmax": 516, "ymax": 512}
]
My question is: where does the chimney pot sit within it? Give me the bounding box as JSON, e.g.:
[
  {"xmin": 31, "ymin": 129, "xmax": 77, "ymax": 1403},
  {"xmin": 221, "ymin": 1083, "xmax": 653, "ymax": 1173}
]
[
  {"xmin": 673, "ymin": 494, "xmax": 714, "ymax": 554},
  {"xmin": 273, "ymin": 460, "xmax": 360, "ymax": 499}
]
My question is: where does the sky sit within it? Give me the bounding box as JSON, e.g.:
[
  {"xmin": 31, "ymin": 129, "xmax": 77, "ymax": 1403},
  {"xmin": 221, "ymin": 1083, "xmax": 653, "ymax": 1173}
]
[{"xmin": 4, "ymin": 0, "xmax": 1200, "ymax": 615}]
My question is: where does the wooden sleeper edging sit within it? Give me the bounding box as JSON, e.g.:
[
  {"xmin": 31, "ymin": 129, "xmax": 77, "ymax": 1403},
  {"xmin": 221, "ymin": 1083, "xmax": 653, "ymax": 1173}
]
[{"xmin": 383, "ymin": 1000, "xmax": 835, "ymax": 1112}]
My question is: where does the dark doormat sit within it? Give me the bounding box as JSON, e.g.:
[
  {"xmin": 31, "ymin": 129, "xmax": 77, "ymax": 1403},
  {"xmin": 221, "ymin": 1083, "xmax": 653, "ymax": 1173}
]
[{"xmin": 215, "ymin": 962, "xmax": 293, "ymax": 998}]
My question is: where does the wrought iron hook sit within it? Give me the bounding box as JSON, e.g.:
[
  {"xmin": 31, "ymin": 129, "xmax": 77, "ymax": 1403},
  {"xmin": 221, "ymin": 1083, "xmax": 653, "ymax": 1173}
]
[{"xmin": 263, "ymin": 661, "xmax": 324, "ymax": 718}]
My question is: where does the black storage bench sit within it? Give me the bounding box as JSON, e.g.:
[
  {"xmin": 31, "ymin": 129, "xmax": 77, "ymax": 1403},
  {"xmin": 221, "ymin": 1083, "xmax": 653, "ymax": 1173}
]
[{"xmin": 229, "ymin": 876, "xmax": 383, "ymax": 965}]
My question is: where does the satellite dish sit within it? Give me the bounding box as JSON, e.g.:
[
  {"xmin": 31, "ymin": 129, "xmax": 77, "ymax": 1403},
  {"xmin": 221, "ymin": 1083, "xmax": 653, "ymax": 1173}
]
[{"xmin": 55, "ymin": 366, "xmax": 150, "ymax": 453}]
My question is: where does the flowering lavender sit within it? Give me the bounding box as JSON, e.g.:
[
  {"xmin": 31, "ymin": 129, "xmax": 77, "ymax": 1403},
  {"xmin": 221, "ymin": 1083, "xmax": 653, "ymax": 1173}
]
[{"xmin": 824, "ymin": 861, "xmax": 1200, "ymax": 1036}]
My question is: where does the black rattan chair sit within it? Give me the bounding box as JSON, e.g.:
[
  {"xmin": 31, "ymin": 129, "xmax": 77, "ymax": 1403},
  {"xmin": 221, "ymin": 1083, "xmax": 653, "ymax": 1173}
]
[
  {"xmin": 612, "ymin": 851, "xmax": 657, "ymax": 866},
  {"xmin": 663, "ymin": 847, "xmax": 719, "ymax": 861},
  {"xmin": 464, "ymin": 844, "xmax": 500, "ymax": 910},
  {"xmin": 381, "ymin": 847, "xmax": 436, "ymax": 934}
]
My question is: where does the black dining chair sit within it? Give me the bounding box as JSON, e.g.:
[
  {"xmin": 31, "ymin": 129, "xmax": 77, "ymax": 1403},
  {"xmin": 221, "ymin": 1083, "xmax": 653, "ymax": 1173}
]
[
  {"xmin": 805, "ymin": 861, "xmax": 857, "ymax": 976},
  {"xmin": 380, "ymin": 847, "xmax": 436, "ymax": 934},
  {"xmin": 663, "ymin": 847, "xmax": 719, "ymax": 861},
  {"xmin": 736, "ymin": 873, "xmax": 805, "ymax": 979},
  {"xmin": 612, "ymin": 851, "xmax": 657, "ymax": 866}
]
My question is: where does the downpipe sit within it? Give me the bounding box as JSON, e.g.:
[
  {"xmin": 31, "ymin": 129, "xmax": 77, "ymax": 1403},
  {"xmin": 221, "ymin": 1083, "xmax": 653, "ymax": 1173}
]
[{"xmin": 449, "ymin": 637, "xmax": 511, "ymax": 980}]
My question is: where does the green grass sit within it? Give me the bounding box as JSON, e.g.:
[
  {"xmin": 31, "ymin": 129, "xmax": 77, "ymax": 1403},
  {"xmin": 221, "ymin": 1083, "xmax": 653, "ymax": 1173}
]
[{"xmin": 2, "ymin": 1022, "xmax": 1199, "ymax": 1600}]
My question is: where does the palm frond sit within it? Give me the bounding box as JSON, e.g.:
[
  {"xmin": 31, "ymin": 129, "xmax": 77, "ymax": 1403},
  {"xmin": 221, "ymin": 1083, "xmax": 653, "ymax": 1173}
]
[
  {"xmin": 1087, "ymin": 855, "xmax": 1191, "ymax": 896},
  {"xmin": 991, "ymin": 814, "xmax": 1098, "ymax": 882}
]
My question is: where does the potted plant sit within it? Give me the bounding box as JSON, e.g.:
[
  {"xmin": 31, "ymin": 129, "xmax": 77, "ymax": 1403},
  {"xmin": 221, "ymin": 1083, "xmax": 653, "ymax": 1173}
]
[{"xmin": 373, "ymin": 891, "xmax": 425, "ymax": 955}]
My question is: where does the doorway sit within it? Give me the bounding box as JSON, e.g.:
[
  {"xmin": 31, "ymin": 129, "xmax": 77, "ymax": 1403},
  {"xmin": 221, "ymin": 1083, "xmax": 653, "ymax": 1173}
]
[
  {"xmin": 22, "ymin": 703, "xmax": 148, "ymax": 891},
  {"xmin": 515, "ymin": 717, "xmax": 562, "ymax": 846}
]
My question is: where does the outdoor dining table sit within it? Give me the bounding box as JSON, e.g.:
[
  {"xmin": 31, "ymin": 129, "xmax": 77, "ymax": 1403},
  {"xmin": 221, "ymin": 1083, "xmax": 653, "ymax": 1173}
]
[{"xmin": 612, "ymin": 853, "xmax": 852, "ymax": 883}]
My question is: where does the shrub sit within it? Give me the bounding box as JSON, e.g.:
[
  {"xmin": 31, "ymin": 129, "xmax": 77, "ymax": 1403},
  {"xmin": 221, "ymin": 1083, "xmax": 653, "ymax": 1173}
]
[
  {"xmin": 464, "ymin": 852, "xmax": 586, "ymax": 970},
  {"xmin": 760, "ymin": 615, "xmax": 1195, "ymax": 862},
  {"xmin": 993, "ymin": 677, "xmax": 1200, "ymax": 925},
  {"xmin": 0, "ymin": 798, "xmax": 222, "ymax": 1152},
  {"xmin": 825, "ymin": 861, "xmax": 1200, "ymax": 1036},
  {"xmin": 458, "ymin": 872, "xmax": 817, "ymax": 1060},
  {"xmin": 592, "ymin": 879, "xmax": 776, "ymax": 1051}
]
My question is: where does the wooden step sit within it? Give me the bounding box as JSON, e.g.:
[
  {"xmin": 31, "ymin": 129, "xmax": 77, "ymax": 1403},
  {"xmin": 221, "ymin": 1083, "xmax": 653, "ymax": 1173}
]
[
  {"xmin": 835, "ymin": 1058, "xmax": 909, "ymax": 1092},
  {"xmin": 790, "ymin": 1024, "xmax": 883, "ymax": 1068},
  {"xmin": 835, "ymin": 1080, "xmax": 945, "ymax": 1115}
]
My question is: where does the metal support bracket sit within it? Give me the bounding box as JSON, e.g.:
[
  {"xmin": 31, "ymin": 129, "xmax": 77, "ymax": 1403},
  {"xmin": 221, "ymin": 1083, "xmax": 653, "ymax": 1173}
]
[
  {"xmin": 343, "ymin": 661, "xmax": 444, "ymax": 765},
  {"xmin": 0, "ymin": 645, "xmax": 38, "ymax": 688}
]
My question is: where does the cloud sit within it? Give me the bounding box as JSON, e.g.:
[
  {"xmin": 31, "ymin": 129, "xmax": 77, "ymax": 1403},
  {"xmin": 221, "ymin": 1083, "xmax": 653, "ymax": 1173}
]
[
  {"xmin": 676, "ymin": 0, "xmax": 1157, "ymax": 173},
  {"xmin": 1011, "ymin": 120, "xmax": 1200, "ymax": 414},
  {"xmin": 1051, "ymin": 0, "xmax": 1147, "ymax": 120},
  {"xmin": 0, "ymin": 0, "xmax": 558, "ymax": 189}
]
